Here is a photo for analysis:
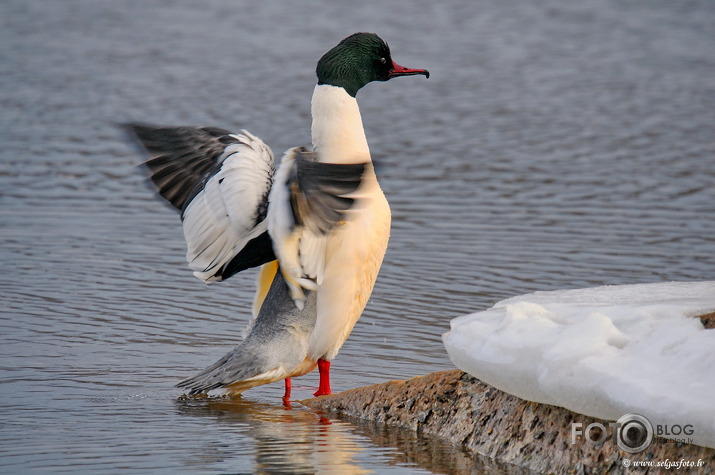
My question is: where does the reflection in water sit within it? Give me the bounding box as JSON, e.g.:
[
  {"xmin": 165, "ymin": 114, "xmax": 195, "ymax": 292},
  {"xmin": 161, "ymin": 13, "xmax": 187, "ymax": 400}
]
[
  {"xmin": 174, "ymin": 396, "xmax": 531, "ymax": 474},
  {"xmin": 343, "ymin": 417, "xmax": 532, "ymax": 475},
  {"xmin": 175, "ymin": 396, "xmax": 370, "ymax": 474}
]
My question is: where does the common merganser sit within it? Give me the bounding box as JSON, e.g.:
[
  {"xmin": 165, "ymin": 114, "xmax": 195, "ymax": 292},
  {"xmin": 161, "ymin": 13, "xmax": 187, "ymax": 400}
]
[{"xmin": 127, "ymin": 32, "xmax": 428, "ymax": 401}]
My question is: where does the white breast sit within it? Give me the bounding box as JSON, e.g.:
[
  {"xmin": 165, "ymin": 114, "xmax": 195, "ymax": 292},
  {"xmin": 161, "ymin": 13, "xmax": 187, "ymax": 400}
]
[
  {"xmin": 309, "ymin": 168, "xmax": 391, "ymax": 360},
  {"xmin": 280, "ymin": 83, "xmax": 393, "ymax": 361}
]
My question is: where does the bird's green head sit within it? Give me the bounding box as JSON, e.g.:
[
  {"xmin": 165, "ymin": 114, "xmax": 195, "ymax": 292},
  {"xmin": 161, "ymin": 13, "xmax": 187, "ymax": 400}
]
[{"xmin": 316, "ymin": 32, "xmax": 429, "ymax": 97}]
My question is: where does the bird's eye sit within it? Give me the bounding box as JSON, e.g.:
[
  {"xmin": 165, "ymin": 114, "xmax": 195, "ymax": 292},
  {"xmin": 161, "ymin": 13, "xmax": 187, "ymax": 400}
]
[{"xmin": 380, "ymin": 57, "xmax": 387, "ymax": 64}]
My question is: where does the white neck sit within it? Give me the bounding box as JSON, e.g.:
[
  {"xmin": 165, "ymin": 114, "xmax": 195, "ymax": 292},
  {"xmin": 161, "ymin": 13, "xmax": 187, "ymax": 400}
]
[{"xmin": 311, "ymin": 85, "xmax": 371, "ymax": 164}]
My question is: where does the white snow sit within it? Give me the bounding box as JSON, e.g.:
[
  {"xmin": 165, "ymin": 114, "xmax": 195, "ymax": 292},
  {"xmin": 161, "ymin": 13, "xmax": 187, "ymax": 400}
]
[{"xmin": 442, "ymin": 282, "xmax": 715, "ymax": 448}]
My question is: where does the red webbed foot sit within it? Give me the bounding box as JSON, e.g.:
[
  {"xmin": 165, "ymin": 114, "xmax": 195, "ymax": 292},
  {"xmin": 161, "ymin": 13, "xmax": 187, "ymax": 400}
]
[{"xmin": 313, "ymin": 359, "xmax": 331, "ymax": 396}]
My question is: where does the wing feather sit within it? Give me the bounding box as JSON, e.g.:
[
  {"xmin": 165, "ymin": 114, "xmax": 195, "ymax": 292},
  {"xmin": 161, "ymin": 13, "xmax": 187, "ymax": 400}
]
[
  {"xmin": 126, "ymin": 124, "xmax": 276, "ymax": 281},
  {"xmin": 128, "ymin": 124, "xmax": 238, "ymax": 211},
  {"xmin": 267, "ymin": 147, "xmax": 367, "ymax": 307}
]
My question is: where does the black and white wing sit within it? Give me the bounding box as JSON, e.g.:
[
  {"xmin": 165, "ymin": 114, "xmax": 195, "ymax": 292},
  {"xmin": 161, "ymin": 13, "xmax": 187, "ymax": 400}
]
[
  {"xmin": 268, "ymin": 147, "xmax": 367, "ymax": 308},
  {"xmin": 126, "ymin": 124, "xmax": 276, "ymax": 282}
]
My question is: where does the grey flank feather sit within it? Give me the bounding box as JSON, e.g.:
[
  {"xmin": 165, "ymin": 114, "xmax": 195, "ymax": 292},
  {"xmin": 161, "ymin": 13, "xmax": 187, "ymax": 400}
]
[{"xmin": 176, "ymin": 271, "xmax": 317, "ymax": 395}]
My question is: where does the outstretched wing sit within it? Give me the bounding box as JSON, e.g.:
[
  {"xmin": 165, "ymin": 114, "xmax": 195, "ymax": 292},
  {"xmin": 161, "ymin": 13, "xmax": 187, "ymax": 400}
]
[
  {"xmin": 126, "ymin": 124, "xmax": 276, "ymax": 281},
  {"xmin": 268, "ymin": 147, "xmax": 367, "ymax": 307}
]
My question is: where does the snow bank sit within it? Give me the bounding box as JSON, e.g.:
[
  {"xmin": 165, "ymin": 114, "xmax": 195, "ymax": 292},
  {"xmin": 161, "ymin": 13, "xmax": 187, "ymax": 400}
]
[{"xmin": 442, "ymin": 282, "xmax": 715, "ymax": 448}]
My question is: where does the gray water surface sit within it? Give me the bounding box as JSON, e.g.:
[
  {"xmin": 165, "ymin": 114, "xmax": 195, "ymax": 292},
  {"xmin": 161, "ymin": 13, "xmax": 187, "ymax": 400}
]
[{"xmin": 2, "ymin": 0, "xmax": 714, "ymax": 473}]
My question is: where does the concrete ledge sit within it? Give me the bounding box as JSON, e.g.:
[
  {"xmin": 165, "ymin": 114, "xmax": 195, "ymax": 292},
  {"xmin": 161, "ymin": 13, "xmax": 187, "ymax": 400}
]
[{"xmin": 301, "ymin": 369, "xmax": 714, "ymax": 474}]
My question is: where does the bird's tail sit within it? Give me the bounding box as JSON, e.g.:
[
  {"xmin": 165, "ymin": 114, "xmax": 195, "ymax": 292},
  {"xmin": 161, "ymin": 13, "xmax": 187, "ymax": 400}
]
[{"xmin": 176, "ymin": 271, "xmax": 318, "ymax": 396}]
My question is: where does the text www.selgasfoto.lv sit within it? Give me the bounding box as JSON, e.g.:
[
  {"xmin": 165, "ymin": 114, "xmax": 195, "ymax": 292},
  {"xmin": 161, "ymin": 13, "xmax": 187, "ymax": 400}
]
[{"xmin": 622, "ymin": 458, "xmax": 705, "ymax": 470}]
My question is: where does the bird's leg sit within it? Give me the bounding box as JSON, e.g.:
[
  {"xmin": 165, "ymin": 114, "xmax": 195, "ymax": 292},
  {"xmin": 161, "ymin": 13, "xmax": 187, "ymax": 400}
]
[
  {"xmin": 282, "ymin": 377, "xmax": 292, "ymax": 404},
  {"xmin": 313, "ymin": 359, "xmax": 331, "ymax": 396}
]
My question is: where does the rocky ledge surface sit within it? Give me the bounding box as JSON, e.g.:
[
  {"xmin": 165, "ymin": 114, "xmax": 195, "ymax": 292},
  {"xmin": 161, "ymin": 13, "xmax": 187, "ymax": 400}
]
[{"xmin": 301, "ymin": 369, "xmax": 714, "ymax": 474}]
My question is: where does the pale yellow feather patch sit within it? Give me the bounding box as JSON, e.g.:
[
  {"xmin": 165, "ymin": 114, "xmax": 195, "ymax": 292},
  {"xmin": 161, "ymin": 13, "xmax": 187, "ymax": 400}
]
[
  {"xmin": 224, "ymin": 357, "xmax": 318, "ymax": 397},
  {"xmin": 251, "ymin": 260, "xmax": 279, "ymax": 318}
]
